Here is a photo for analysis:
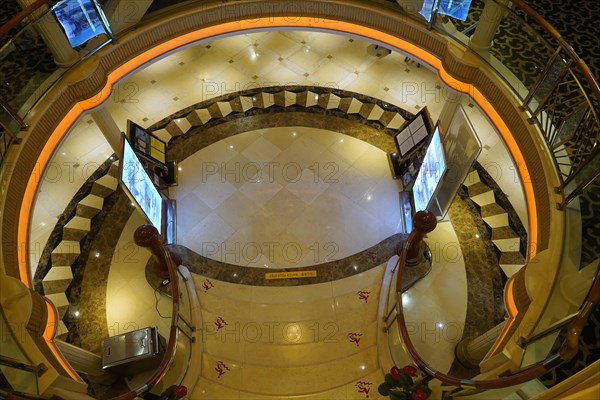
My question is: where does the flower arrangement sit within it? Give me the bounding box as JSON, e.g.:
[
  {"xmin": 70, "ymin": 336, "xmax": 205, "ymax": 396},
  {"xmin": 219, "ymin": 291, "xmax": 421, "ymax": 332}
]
[
  {"xmin": 378, "ymin": 365, "xmax": 432, "ymax": 400},
  {"xmin": 158, "ymin": 385, "xmax": 187, "ymax": 400}
]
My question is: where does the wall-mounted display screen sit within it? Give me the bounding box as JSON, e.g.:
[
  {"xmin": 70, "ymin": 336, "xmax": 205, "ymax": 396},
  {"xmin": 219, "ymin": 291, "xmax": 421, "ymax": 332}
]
[
  {"xmin": 53, "ymin": 0, "xmax": 108, "ymax": 48},
  {"xmin": 420, "ymin": 0, "xmax": 474, "ymax": 22},
  {"xmin": 412, "ymin": 125, "xmax": 447, "ymax": 213},
  {"xmin": 120, "ymin": 135, "xmax": 163, "ymax": 234},
  {"xmin": 394, "ymin": 107, "xmax": 432, "ymax": 158}
]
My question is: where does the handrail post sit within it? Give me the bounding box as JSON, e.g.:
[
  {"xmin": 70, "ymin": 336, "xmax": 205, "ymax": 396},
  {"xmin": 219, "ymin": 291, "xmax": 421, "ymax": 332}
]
[{"xmin": 402, "ymin": 211, "xmax": 437, "ymax": 266}]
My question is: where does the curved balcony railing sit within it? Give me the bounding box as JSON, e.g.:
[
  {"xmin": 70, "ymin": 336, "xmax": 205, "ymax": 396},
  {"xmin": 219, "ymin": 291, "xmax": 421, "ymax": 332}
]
[
  {"xmin": 389, "ymin": 225, "xmax": 600, "ymax": 394},
  {"xmin": 107, "ymin": 224, "xmax": 196, "ymax": 400}
]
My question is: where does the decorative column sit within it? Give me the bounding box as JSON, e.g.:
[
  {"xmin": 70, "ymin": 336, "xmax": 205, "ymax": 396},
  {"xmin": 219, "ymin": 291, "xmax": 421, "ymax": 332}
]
[
  {"xmin": 403, "ymin": 211, "xmax": 437, "ymax": 266},
  {"xmin": 437, "ymin": 87, "xmax": 462, "ymax": 131},
  {"xmin": 468, "ymin": 0, "xmax": 506, "ymax": 53},
  {"xmin": 18, "ymin": 0, "xmax": 79, "ymax": 67},
  {"xmin": 455, "ymin": 321, "xmax": 507, "ymax": 368},
  {"xmin": 91, "ymin": 106, "xmax": 122, "ymax": 154}
]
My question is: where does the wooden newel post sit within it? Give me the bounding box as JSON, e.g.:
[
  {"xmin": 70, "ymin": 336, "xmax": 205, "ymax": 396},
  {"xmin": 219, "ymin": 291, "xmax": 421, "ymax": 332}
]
[
  {"xmin": 405, "ymin": 211, "xmax": 437, "ymax": 266},
  {"xmin": 134, "ymin": 224, "xmax": 176, "ymax": 279}
]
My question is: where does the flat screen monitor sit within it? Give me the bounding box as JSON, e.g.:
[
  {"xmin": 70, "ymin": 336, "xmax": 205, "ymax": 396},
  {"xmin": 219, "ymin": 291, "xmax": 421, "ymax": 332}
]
[
  {"xmin": 420, "ymin": 0, "xmax": 474, "ymax": 22},
  {"xmin": 120, "ymin": 135, "xmax": 163, "ymax": 234},
  {"xmin": 53, "ymin": 0, "xmax": 108, "ymax": 48},
  {"xmin": 411, "ymin": 124, "xmax": 447, "ymax": 213},
  {"xmin": 394, "ymin": 107, "xmax": 432, "ymax": 159}
]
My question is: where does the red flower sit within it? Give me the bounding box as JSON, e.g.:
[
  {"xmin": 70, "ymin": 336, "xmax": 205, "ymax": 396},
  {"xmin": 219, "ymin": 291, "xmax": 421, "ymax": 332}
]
[
  {"xmin": 173, "ymin": 385, "xmax": 187, "ymax": 397},
  {"xmin": 412, "ymin": 388, "xmax": 428, "ymax": 400},
  {"xmin": 390, "ymin": 366, "xmax": 402, "ymax": 381},
  {"xmin": 403, "ymin": 365, "xmax": 417, "ymax": 377}
]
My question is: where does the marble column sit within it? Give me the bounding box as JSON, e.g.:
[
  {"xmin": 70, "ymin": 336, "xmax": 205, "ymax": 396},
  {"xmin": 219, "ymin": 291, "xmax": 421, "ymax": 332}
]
[
  {"xmin": 91, "ymin": 106, "xmax": 121, "ymax": 154},
  {"xmin": 468, "ymin": 0, "xmax": 506, "ymax": 53},
  {"xmin": 18, "ymin": 0, "xmax": 79, "ymax": 67},
  {"xmin": 455, "ymin": 321, "xmax": 507, "ymax": 368}
]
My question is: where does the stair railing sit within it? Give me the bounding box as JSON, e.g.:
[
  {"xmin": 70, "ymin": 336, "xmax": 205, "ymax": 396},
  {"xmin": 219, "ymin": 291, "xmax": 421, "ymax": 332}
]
[{"xmin": 391, "ymin": 228, "xmax": 600, "ymax": 393}]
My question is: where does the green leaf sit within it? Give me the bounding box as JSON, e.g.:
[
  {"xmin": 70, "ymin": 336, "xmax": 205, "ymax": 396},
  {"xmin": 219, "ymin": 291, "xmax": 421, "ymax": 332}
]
[
  {"xmin": 399, "ymin": 373, "xmax": 413, "ymax": 391},
  {"xmin": 389, "ymin": 390, "xmax": 408, "ymax": 400},
  {"xmin": 378, "ymin": 383, "xmax": 390, "ymax": 396}
]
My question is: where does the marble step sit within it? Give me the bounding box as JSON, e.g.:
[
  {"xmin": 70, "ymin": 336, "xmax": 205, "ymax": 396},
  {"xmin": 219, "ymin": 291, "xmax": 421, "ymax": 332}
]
[
  {"xmin": 203, "ymin": 320, "xmax": 378, "ymax": 368},
  {"xmin": 76, "ymin": 194, "xmax": 104, "ymax": 218},
  {"xmin": 45, "ymin": 292, "xmax": 70, "ymax": 319},
  {"xmin": 482, "ymin": 212, "xmax": 509, "ymax": 228},
  {"xmin": 56, "ymin": 319, "xmax": 69, "ymax": 340},
  {"xmin": 200, "ymin": 344, "xmax": 379, "ymax": 396},
  {"xmin": 200, "ymin": 306, "xmax": 377, "ymax": 347},
  {"xmin": 480, "ymin": 203, "xmax": 507, "ymax": 218},
  {"xmin": 63, "ymin": 216, "xmax": 91, "ymax": 241},
  {"xmin": 51, "ymin": 240, "xmax": 81, "ymax": 265},
  {"xmin": 499, "ymin": 252, "xmax": 526, "ymax": 277},
  {"xmin": 492, "ymin": 237, "xmax": 522, "ymax": 253},
  {"xmin": 465, "ymin": 181, "xmax": 492, "ymax": 197},
  {"xmin": 91, "ymin": 174, "xmax": 118, "ymax": 197},
  {"xmin": 469, "ymin": 188, "xmax": 496, "ymax": 207},
  {"xmin": 191, "ymin": 370, "xmax": 389, "ymax": 400},
  {"xmin": 42, "ymin": 266, "xmax": 73, "ymax": 294},
  {"xmin": 107, "ymin": 160, "xmax": 120, "ymax": 178},
  {"xmin": 464, "ymin": 169, "xmax": 481, "ymax": 187}
]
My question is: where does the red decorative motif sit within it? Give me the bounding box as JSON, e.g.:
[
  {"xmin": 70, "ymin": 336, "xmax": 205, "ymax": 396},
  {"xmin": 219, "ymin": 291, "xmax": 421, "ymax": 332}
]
[
  {"xmin": 356, "ymin": 381, "xmax": 372, "ymax": 398},
  {"xmin": 214, "ymin": 316, "xmax": 228, "ymax": 331},
  {"xmin": 202, "ymin": 279, "xmax": 215, "ymax": 293},
  {"xmin": 348, "ymin": 332, "xmax": 363, "ymax": 347},
  {"xmin": 215, "ymin": 361, "xmax": 230, "ymax": 378},
  {"xmin": 357, "ymin": 290, "xmax": 370, "ymax": 303}
]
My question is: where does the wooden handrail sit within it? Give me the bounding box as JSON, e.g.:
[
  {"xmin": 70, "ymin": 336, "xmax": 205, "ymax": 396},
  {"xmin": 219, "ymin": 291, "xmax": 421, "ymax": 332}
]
[
  {"xmin": 394, "ymin": 227, "xmax": 600, "ymax": 390},
  {"xmin": 0, "ymin": 0, "xmax": 49, "ymax": 40},
  {"xmin": 108, "ymin": 224, "xmax": 181, "ymax": 400}
]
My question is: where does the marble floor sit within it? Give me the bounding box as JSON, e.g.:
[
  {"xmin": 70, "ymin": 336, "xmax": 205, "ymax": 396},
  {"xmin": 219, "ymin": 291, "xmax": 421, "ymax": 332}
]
[
  {"xmin": 173, "ymin": 126, "xmax": 402, "ymax": 269},
  {"xmin": 25, "ymin": 29, "xmax": 526, "ymax": 399}
]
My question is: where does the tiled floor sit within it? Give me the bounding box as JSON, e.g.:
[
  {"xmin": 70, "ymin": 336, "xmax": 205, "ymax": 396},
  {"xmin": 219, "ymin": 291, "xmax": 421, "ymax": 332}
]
[{"xmin": 173, "ymin": 126, "xmax": 402, "ymax": 268}]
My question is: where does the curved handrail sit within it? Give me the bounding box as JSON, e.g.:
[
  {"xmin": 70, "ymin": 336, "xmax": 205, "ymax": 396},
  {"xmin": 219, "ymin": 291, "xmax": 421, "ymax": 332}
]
[
  {"xmin": 108, "ymin": 224, "xmax": 181, "ymax": 400},
  {"xmin": 394, "ymin": 230, "xmax": 600, "ymax": 390},
  {"xmin": 0, "ymin": 0, "xmax": 48, "ymax": 41}
]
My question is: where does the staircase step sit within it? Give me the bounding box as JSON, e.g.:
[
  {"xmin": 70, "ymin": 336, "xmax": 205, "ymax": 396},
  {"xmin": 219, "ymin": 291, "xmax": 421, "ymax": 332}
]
[
  {"xmin": 201, "ymin": 345, "xmax": 379, "ymax": 396},
  {"xmin": 91, "ymin": 175, "xmax": 118, "ymax": 197},
  {"xmin": 464, "ymin": 169, "xmax": 480, "ymax": 186},
  {"xmin": 45, "ymin": 293, "xmax": 70, "ymax": 319},
  {"xmin": 107, "ymin": 161, "xmax": 120, "ymax": 178},
  {"xmin": 77, "ymin": 195, "xmax": 104, "ymax": 218},
  {"xmin": 63, "ymin": 217, "xmax": 91, "ymax": 241},
  {"xmin": 65, "ymin": 216, "xmax": 91, "ymax": 232},
  {"xmin": 482, "ymin": 213, "xmax": 509, "ymax": 228},
  {"xmin": 204, "ymin": 320, "xmax": 378, "ymax": 368},
  {"xmin": 491, "ymin": 226, "xmax": 519, "ymax": 240},
  {"xmin": 499, "ymin": 252, "xmax": 526, "ymax": 277},
  {"xmin": 42, "ymin": 266, "xmax": 73, "ymax": 294},
  {"xmin": 470, "ymin": 190, "xmax": 496, "ymax": 207},
  {"xmin": 480, "ymin": 203, "xmax": 506, "ymax": 217},
  {"xmin": 51, "ymin": 241, "xmax": 81, "ymax": 265},
  {"xmin": 466, "ymin": 181, "xmax": 492, "ymax": 197},
  {"xmin": 492, "ymin": 237, "xmax": 521, "ymax": 253},
  {"xmin": 56, "ymin": 320, "xmax": 69, "ymax": 340}
]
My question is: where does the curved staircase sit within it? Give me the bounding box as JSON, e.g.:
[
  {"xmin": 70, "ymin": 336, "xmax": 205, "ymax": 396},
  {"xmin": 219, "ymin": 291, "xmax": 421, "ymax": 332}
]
[
  {"xmin": 463, "ymin": 169, "xmax": 526, "ymax": 278},
  {"xmin": 40, "ymin": 161, "xmax": 120, "ymax": 338},
  {"xmin": 190, "ymin": 265, "xmax": 388, "ymax": 399}
]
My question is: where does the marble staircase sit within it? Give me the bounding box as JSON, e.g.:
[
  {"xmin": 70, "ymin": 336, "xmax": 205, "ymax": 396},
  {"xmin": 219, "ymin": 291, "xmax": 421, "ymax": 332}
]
[
  {"xmin": 190, "ymin": 265, "xmax": 388, "ymax": 399},
  {"xmin": 40, "ymin": 161, "xmax": 119, "ymax": 338},
  {"xmin": 463, "ymin": 169, "xmax": 526, "ymax": 277}
]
